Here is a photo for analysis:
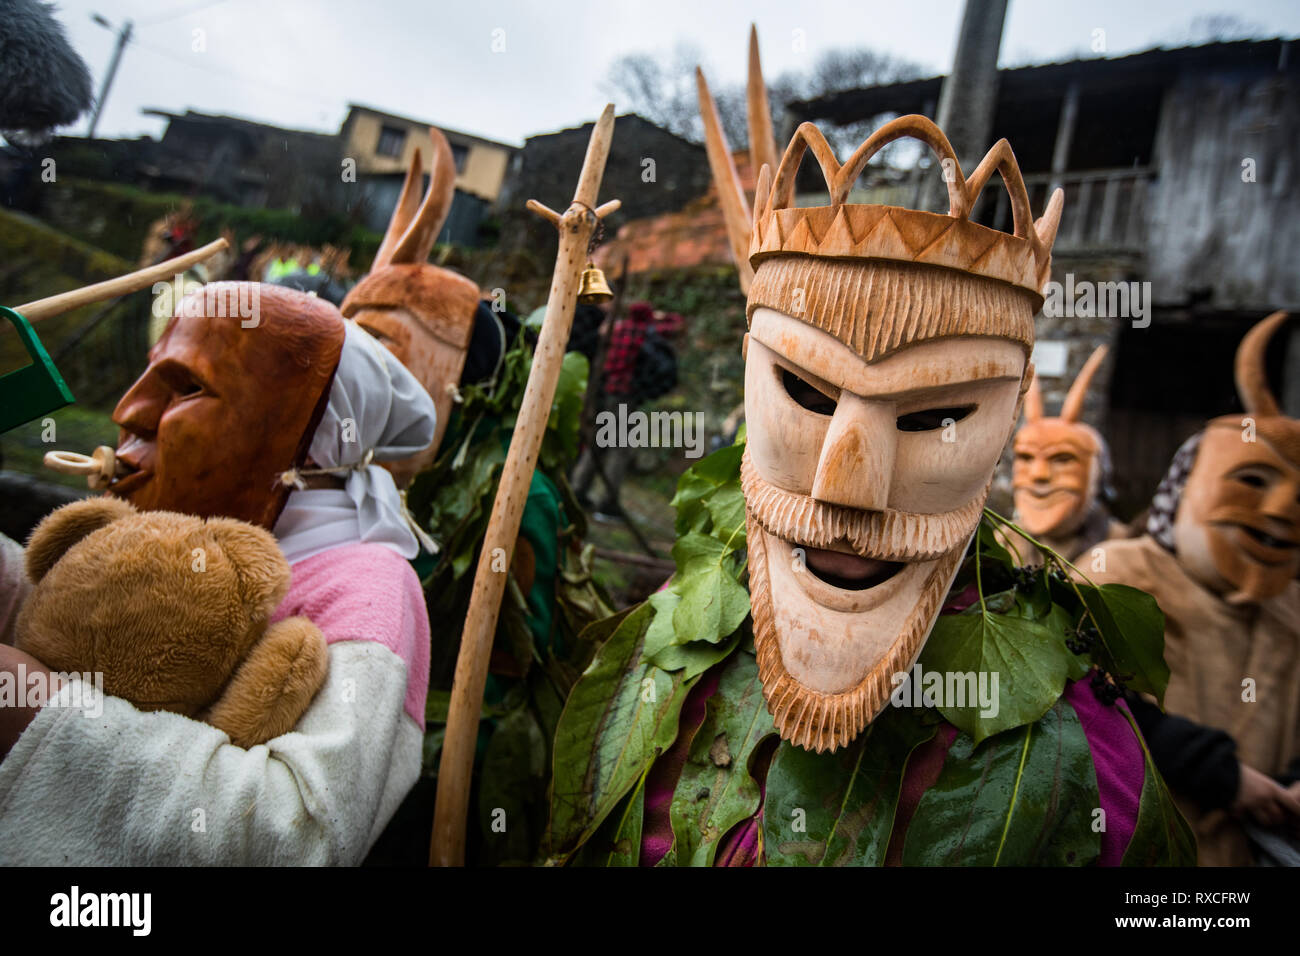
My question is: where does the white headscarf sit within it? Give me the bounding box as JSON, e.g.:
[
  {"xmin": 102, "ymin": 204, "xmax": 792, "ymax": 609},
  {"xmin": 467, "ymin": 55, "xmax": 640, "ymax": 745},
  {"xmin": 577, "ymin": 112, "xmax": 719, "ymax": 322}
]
[{"xmin": 272, "ymin": 320, "xmax": 437, "ymax": 564}]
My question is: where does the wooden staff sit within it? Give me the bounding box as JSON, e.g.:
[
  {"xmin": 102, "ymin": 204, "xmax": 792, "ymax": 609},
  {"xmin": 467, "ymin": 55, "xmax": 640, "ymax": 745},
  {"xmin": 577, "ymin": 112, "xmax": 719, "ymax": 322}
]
[
  {"xmin": 17, "ymin": 238, "xmax": 229, "ymax": 323},
  {"xmin": 430, "ymin": 105, "xmax": 621, "ymax": 867}
]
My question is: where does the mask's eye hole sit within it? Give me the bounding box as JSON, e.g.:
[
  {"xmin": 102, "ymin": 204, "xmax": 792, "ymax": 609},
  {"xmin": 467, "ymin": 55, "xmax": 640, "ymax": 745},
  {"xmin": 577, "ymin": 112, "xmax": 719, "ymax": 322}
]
[
  {"xmin": 780, "ymin": 367, "xmax": 836, "ymax": 415},
  {"xmin": 1050, "ymin": 453, "xmax": 1077, "ymax": 465},
  {"xmin": 159, "ymin": 366, "xmax": 203, "ymax": 397},
  {"xmin": 896, "ymin": 405, "xmax": 976, "ymax": 432},
  {"xmin": 1235, "ymin": 472, "xmax": 1268, "ymax": 489},
  {"xmin": 359, "ymin": 324, "xmax": 393, "ymax": 346}
]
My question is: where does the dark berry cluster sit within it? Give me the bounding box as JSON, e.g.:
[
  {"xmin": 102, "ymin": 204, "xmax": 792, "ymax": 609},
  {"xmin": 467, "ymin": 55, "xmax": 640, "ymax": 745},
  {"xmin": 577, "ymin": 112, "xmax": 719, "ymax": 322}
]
[
  {"xmin": 1090, "ymin": 670, "xmax": 1125, "ymax": 706},
  {"xmin": 1065, "ymin": 623, "xmax": 1098, "ymax": 656},
  {"xmin": 1012, "ymin": 567, "xmax": 1038, "ymax": 591}
]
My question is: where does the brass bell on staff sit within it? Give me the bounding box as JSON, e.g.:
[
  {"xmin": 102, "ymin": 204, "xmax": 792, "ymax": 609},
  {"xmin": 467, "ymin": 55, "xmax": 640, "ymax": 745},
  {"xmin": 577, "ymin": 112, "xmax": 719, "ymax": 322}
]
[{"xmin": 577, "ymin": 262, "xmax": 613, "ymax": 304}]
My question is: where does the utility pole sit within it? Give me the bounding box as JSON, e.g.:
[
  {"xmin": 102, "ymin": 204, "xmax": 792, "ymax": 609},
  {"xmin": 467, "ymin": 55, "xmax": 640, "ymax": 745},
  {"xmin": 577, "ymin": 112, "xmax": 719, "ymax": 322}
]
[
  {"xmin": 86, "ymin": 16, "xmax": 133, "ymax": 139},
  {"xmin": 923, "ymin": 0, "xmax": 1008, "ymax": 212}
]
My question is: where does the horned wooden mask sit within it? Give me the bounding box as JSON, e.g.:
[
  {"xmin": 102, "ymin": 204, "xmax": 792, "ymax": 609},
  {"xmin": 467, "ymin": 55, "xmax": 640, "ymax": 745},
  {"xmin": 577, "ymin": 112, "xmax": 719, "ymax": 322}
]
[
  {"xmin": 1012, "ymin": 345, "xmax": 1108, "ymax": 539},
  {"xmin": 701, "ymin": 34, "xmax": 1061, "ymax": 752},
  {"xmin": 341, "ymin": 128, "xmax": 481, "ymax": 486},
  {"xmin": 1173, "ymin": 311, "xmax": 1300, "ymax": 604},
  {"xmin": 110, "ymin": 282, "xmax": 345, "ymax": 528}
]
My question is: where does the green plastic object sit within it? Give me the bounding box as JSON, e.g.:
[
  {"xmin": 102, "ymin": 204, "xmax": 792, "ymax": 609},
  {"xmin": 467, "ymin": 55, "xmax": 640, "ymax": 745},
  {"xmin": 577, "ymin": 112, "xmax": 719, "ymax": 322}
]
[{"xmin": 0, "ymin": 305, "xmax": 75, "ymax": 434}]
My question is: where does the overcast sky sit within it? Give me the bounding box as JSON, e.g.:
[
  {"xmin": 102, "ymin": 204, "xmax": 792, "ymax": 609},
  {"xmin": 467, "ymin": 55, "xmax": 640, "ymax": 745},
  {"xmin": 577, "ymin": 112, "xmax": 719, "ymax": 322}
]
[{"xmin": 50, "ymin": 0, "xmax": 1300, "ymax": 146}]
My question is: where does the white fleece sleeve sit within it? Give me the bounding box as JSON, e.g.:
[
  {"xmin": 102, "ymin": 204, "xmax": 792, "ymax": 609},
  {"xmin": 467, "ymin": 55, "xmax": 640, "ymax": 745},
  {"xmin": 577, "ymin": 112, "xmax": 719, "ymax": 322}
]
[{"xmin": 0, "ymin": 639, "xmax": 422, "ymax": 865}]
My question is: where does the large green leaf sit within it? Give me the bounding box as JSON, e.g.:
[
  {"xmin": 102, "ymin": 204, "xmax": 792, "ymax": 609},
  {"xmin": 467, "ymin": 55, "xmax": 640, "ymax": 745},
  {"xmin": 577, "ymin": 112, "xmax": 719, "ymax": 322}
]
[
  {"xmin": 541, "ymin": 352, "xmax": 589, "ymax": 470},
  {"xmin": 763, "ymin": 707, "xmax": 938, "ymax": 867},
  {"xmin": 605, "ymin": 772, "xmax": 647, "ymax": 867},
  {"xmin": 546, "ymin": 603, "xmax": 698, "ymax": 861},
  {"xmin": 642, "ymin": 588, "xmax": 680, "ymax": 660},
  {"xmin": 670, "ymin": 533, "xmax": 750, "ymax": 644},
  {"xmin": 1118, "ymin": 707, "xmax": 1197, "ymax": 866},
  {"xmin": 644, "ymin": 573, "xmax": 744, "ymax": 676},
  {"xmin": 920, "ymin": 604, "xmax": 1071, "ymax": 743},
  {"xmin": 670, "ymin": 442, "xmax": 744, "ymax": 536},
  {"xmin": 976, "ymin": 516, "xmax": 1017, "ymax": 574},
  {"xmin": 646, "ymin": 628, "xmax": 743, "ymax": 679},
  {"xmin": 569, "ymin": 769, "xmax": 648, "ymax": 868},
  {"xmin": 704, "ymin": 481, "xmax": 747, "ymax": 544},
  {"xmin": 902, "ymin": 699, "xmax": 1100, "ymax": 866},
  {"xmin": 668, "ymin": 649, "xmax": 776, "ymax": 866},
  {"xmin": 1078, "ymin": 583, "xmax": 1170, "ymax": 703}
]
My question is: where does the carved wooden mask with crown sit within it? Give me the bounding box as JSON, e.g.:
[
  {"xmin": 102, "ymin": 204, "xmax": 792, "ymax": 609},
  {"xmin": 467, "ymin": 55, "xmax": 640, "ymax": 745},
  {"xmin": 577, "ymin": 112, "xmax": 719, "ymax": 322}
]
[
  {"xmin": 700, "ymin": 28, "xmax": 1063, "ymax": 752},
  {"xmin": 1174, "ymin": 311, "xmax": 1300, "ymax": 604},
  {"xmin": 341, "ymin": 127, "xmax": 482, "ymax": 487},
  {"xmin": 1012, "ymin": 345, "xmax": 1109, "ymax": 539}
]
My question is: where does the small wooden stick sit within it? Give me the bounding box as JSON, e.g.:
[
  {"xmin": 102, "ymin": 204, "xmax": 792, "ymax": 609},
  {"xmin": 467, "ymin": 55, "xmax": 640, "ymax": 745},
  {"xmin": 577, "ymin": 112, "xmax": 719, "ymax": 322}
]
[
  {"xmin": 525, "ymin": 200, "xmax": 560, "ymax": 226},
  {"xmin": 43, "ymin": 446, "xmax": 121, "ymax": 489},
  {"xmin": 18, "ymin": 238, "xmax": 230, "ymax": 323},
  {"xmin": 430, "ymin": 104, "xmax": 619, "ymax": 868}
]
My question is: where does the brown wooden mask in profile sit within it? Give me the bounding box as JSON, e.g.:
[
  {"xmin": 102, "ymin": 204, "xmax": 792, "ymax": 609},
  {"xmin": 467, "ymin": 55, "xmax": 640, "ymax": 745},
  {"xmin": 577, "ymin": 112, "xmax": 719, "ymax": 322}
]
[
  {"xmin": 1174, "ymin": 311, "xmax": 1300, "ymax": 604},
  {"xmin": 341, "ymin": 127, "xmax": 481, "ymax": 487},
  {"xmin": 1012, "ymin": 345, "xmax": 1108, "ymax": 539},
  {"xmin": 110, "ymin": 282, "xmax": 345, "ymax": 528}
]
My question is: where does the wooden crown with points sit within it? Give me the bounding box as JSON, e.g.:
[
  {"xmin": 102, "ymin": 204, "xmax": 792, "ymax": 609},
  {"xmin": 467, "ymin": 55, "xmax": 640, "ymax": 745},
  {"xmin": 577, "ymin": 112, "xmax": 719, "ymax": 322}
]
[{"xmin": 749, "ymin": 116, "xmax": 1063, "ymax": 299}]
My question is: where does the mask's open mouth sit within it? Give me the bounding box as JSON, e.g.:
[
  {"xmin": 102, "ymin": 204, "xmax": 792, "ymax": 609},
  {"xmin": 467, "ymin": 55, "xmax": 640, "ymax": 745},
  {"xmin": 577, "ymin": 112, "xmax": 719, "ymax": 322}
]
[
  {"xmin": 1237, "ymin": 524, "xmax": 1299, "ymax": 550},
  {"xmin": 799, "ymin": 544, "xmax": 905, "ymax": 591},
  {"xmin": 108, "ymin": 452, "xmax": 148, "ymax": 494},
  {"xmin": 1017, "ymin": 485, "xmax": 1079, "ymax": 503}
]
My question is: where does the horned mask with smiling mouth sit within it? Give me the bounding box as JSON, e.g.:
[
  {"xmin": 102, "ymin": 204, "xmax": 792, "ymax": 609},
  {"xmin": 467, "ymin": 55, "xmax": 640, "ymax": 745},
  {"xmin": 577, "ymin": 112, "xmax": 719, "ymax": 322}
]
[{"xmin": 700, "ymin": 49, "xmax": 1063, "ymax": 751}]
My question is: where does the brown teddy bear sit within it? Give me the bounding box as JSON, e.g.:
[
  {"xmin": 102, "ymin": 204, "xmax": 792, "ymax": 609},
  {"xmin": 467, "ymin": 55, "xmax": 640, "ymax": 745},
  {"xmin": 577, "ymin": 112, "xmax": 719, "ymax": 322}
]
[{"xmin": 15, "ymin": 497, "xmax": 328, "ymax": 747}]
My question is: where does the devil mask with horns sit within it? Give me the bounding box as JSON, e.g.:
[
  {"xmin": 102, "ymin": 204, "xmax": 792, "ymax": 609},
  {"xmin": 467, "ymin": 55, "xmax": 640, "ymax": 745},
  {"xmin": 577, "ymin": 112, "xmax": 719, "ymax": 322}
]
[
  {"xmin": 700, "ymin": 55, "xmax": 1063, "ymax": 753},
  {"xmin": 1007, "ymin": 345, "xmax": 1119, "ymax": 563},
  {"xmin": 341, "ymin": 128, "xmax": 482, "ymax": 487},
  {"xmin": 1156, "ymin": 312, "xmax": 1300, "ymax": 605}
]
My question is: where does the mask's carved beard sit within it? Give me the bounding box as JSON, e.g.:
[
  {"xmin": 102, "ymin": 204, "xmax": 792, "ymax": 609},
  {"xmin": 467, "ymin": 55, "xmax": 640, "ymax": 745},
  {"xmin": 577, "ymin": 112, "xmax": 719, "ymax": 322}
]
[
  {"xmin": 740, "ymin": 450, "xmax": 986, "ymax": 562},
  {"xmin": 748, "ymin": 517, "xmax": 966, "ymax": 752},
  {"xmin": 741, "ymin": 448, "xmax": 983, "ymax": 752}
]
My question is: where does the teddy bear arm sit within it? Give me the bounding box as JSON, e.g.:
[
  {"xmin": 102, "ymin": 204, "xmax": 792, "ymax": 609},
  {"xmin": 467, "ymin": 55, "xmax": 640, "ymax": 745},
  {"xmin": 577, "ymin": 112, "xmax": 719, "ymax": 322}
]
[{"xmin": 201, "ymin": 616, "xmax": 329, "ymax": 748}]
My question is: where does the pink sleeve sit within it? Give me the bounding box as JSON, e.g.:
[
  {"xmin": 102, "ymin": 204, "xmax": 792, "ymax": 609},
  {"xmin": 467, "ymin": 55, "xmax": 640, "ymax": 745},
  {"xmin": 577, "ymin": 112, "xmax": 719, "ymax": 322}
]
[{"xmin": 271, "ymin": 543, "xmax": 431, "ymax": 729}]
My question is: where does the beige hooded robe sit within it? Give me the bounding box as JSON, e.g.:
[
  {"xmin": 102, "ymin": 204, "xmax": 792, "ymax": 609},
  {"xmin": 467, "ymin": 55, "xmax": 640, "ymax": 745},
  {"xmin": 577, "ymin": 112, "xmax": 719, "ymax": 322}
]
[{"xmin": 1089, "ymin": 534, "xmax": 1300, "ymax": 866}]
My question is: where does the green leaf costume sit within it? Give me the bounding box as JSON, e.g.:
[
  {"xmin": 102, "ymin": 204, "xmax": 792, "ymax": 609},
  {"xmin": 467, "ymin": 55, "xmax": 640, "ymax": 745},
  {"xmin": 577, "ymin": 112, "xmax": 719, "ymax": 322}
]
[{"xmin": 544, "ymin": 441, "xmax": 1195, "ymax": 866}]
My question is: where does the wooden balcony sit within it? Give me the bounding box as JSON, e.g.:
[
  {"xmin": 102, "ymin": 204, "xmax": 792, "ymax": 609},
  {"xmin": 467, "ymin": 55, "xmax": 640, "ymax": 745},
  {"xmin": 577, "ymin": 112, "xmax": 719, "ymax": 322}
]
[{"xmin": 1018, "ymin": 168, "xmax": 1154, "ymax": 255}]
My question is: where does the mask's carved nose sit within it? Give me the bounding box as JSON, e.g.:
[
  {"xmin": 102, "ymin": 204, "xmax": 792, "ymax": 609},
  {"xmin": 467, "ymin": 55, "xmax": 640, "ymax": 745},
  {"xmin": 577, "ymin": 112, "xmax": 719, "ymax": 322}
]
[{"xmin": 810, "ymin": 393, "xmax": 895, "ymax": 511}]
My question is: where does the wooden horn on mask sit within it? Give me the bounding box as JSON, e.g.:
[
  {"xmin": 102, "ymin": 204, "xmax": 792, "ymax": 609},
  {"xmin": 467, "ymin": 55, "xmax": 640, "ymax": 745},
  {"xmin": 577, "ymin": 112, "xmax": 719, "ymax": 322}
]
[
  {"xmin": 1059, "ymin": 344, "xmax": 1108, "ymax": 423},
  {"xmin": 1235, "ymin": 311, "xmax": 1289, "ymax": 417},
  {"xmin": 697, "ymin": 66, "xmax": 753, "ymax": 292},
  {"xmin": 390, "ymin": 127, "xmax": 457, "ymax": 265},
  {"xmin": 372, "ymin": 145, "xmax": 425, "ymax": 269},
  {"xmin": 372, "ymin": 127, "xmax": 457, "ymax": 270},
  {"xmin": 697, "ymin": 25, "xmax": 778, "ymax": 295},
  {"xmin": 1023, "ymin": 368, "xmax": 1044, "ymax": 422},
  {"xmin": 746, "ymin": 25, "xmax": 777, "ymax": 182}
]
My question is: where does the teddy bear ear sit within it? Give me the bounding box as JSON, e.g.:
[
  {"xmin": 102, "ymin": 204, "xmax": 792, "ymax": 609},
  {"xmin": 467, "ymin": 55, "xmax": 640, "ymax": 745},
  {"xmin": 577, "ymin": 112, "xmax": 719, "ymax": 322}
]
[
  {"xmin": 25, "ymin": 497, "xmax": 137, "ymax": 583},
  {"xmin": 203, "ymin": 518, "xmax": 292, "ymax": 611}
]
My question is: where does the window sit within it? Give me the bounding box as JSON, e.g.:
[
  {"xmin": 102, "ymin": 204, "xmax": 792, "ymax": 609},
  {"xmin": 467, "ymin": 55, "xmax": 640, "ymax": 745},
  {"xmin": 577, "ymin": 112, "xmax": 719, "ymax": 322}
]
[
  {"xmin": 376, "ymin": 125, "xmax": 405, "ymax": 158},
  {"xmin": 450, "ymin": 142, "xmax": 469, "ymax": 173}
]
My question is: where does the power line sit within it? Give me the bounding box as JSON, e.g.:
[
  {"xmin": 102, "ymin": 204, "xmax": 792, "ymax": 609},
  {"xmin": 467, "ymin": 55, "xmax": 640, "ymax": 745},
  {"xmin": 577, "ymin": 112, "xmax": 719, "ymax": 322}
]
[
  {"xmin": 136, "ymin": 0, "xmax": 232, "ymax": 28},
  {"xmin": 127, "ymin": 35, "xmax": 341, "ymax": 109}
]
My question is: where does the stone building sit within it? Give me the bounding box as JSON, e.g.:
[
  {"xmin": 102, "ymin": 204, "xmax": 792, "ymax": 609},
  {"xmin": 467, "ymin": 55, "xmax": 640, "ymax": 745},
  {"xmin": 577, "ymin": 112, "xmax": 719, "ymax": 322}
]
[
  {"xmin": 495, "ymin": 113, "xmax": 710, "ymax": 259},
  {"xmin": 138, "ymin": 109, "xmax": 342, "ymax": 210}
]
